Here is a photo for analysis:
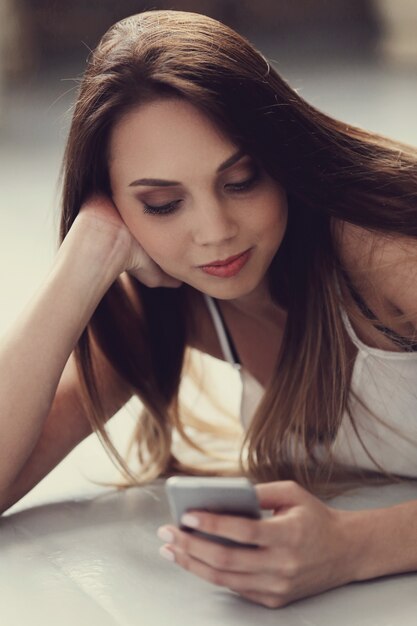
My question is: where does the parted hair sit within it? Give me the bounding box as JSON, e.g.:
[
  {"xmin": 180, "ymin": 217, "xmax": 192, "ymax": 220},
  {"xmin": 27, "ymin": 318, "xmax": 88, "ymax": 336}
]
[{"xmin": 60, "ymin": 10, "xmax": 417, "ymax": 493}]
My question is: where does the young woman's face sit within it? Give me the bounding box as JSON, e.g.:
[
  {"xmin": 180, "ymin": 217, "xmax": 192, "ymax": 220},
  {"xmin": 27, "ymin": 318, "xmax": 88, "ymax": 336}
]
[{"xmin": 109, "ymin": 98, "xmax": 288, "ymax": 301}]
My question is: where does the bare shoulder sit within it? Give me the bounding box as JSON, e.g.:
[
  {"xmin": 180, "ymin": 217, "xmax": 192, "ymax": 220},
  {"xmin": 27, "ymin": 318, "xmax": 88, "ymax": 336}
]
[{"xmin": 334, "ymin": 219, "xmax": 417, "ymax": 325}]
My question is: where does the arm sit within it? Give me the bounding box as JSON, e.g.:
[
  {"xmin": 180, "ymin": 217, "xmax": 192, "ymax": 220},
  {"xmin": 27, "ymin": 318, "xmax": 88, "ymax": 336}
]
[
  {"xmin": 0, "ymin": 347, "xmax": 131, "ymax": 514},
  {"xmin": 0, "ymin": 197, "xmax": 181, "ymax": 512},
  {"xmin": 156, "ymin": 231, "xmax": 417, "ymax": 607},
  {"xmin": 345, "ymin": 497, "xmax": 417, "ymax": 580},
  {"xmin": 0, "ymin": 211, "xmax": 122, "ymax": 493}
]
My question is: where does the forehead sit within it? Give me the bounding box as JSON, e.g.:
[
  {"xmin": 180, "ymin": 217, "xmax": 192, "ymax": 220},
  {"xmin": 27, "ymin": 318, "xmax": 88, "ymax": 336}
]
[{"xmin": 108, "ymin": 98, "xmax": 238, "ymax": 183}]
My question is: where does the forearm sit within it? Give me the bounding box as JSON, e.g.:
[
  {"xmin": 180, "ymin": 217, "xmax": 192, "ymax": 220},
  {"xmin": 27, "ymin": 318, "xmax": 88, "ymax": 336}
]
[
  {"xmin": 0, "ymin": 216, "xmax": 124, "ymax": 488},
  {"xmin": 342, "ymin": 497, "xmax": 417, "ymax": 581}
]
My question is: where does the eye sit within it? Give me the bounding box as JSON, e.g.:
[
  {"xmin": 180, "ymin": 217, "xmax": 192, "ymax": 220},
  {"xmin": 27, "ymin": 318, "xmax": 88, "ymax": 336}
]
[
  {"xmin": 225, "ymin": 171, "xmax": 259, "ymax": 193},
  {"xmin": 143, "ymin": 200, "xmax": 182, "ymax": 216}
]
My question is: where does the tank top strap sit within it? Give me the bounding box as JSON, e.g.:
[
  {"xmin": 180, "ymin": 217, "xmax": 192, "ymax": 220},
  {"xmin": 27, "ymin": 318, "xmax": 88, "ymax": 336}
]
[{"xmin": 203, "ymin": 294, "xmax": 241, "ymax": 370}]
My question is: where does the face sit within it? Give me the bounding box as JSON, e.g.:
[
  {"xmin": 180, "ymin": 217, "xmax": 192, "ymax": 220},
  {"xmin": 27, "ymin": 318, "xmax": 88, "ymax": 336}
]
[{"xmin": 109, "ymin": 98, "xmax": 288, "ymax": 302}]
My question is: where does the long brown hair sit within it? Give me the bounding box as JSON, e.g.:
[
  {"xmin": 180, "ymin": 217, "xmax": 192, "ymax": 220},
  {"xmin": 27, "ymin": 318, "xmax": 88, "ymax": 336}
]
[{"xmin": 60, "ymin": 10, "xmax": 417, "ymax": 492}]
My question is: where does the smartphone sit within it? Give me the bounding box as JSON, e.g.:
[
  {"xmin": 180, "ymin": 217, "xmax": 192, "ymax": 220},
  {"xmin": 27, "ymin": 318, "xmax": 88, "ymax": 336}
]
[{"xmin": 165, "ymin": 476, "xmax": 262, "ymax": 548}]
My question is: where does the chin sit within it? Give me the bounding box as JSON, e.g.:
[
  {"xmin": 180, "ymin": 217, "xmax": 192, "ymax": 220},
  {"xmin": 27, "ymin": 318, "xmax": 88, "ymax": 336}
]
[{"xmin": 202, "ymin": 278, "xmax": 262, "ymax": 301}]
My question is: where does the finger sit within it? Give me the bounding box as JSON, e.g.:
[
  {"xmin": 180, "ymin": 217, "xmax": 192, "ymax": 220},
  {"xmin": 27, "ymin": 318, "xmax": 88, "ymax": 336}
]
[
  {"xmin": 235, "ymin": 589, "xmax": 286, "ymax": 609},
  {"xmin": 128, "ymin": 265, "xmax": 182, "ymax": 288},
  {"xmin": 164, "ymin": 544, "xmax": 261, "ymax": 592},
  {"xmin": 179, "ymin": 505, "xmax": 308, "ymax": 550},
  {"xmin": 163, "ymin": 526, "xmax": 269, "ymax": 573},
  {"xmin": 255, "ymin": 480, "xmax": 310, "ymax": 510},
  {"xmin": 79, "ymin": 194, "xmax": 123, "ymax": 229},
  {"xmin": 179, "ymin": 510, "xmax": 299, "ymax": 547},
  {"xmin": 179, "ymin": 511, "xmax": 267, "ymax": 547}
]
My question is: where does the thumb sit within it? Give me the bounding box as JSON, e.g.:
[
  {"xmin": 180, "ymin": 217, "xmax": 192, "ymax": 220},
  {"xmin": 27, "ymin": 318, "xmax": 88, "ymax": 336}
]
[{"xmin": 255, "ymin": 480, "xmax": 308, "ymax": 510}]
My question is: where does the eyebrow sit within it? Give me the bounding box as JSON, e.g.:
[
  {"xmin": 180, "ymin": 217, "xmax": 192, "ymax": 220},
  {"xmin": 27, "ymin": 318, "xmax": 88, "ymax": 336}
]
[{"xmin": 128, "ymin": 148, "xmax": 247, "ymax": 188}]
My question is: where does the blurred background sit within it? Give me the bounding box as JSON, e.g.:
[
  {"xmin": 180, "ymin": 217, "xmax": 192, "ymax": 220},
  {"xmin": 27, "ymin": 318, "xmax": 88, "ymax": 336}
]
[{"xmin": 1, "ymin": 0, "xmax": 417, "ymax": 512}]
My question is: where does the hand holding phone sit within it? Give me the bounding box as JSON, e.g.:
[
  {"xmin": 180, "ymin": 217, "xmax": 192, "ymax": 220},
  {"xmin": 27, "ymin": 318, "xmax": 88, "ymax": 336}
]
[{"xmin": 165, "ymin": 476, "xmax": 262, "ymax": 548}]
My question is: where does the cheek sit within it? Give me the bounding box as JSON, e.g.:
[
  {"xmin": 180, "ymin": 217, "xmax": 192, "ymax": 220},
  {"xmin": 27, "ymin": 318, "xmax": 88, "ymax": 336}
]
[
  {"xmin": 111, "ymin": 193, "xmax": 184, "ymax": 262},
  {"xmin": 257, "ymin": 190, "xmax": 288, "ymax": 239},
  {"xmin": 127, "ymin": 217, "xmax": 185, "ymax": 263}
]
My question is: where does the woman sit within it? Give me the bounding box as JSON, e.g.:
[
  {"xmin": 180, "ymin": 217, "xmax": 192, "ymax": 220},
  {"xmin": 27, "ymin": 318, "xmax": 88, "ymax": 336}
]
[{"xmin": 1, "ymin": 9, "xmax": 417, "ymax": 608}]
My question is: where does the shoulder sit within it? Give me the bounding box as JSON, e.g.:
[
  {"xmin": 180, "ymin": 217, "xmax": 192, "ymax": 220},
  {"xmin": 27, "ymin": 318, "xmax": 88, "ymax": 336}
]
[{"xmin": 334, "ymin": 219, "xmax": 417, "ymax": 327}]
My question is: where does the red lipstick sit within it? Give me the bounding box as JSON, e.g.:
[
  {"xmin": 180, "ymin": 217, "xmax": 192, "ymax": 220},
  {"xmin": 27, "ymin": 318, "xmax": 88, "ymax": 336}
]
[{"xmin": 199, "ymin": 248, "xmax": 252, "ymax": 278}]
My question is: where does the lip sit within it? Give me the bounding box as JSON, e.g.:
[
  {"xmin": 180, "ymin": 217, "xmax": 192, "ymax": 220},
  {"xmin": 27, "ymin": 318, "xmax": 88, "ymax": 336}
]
[
  {"xmin": 199, "ymin": 248, "xmax": 252, "ymax": 268},
  {"xmin": 199, "ymin": 248, "xmax": 252, "ymax": 278}
]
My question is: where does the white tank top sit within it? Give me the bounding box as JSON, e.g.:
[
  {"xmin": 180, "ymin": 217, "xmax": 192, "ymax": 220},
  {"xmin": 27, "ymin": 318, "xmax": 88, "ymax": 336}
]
[{"xmin": 204, "ymin": 294, "xmax": 417, "ymax": 478}]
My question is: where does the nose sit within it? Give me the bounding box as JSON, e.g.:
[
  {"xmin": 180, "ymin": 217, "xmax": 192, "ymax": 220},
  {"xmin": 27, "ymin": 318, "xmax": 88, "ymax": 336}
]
[{"xmin": 192, "ymin": 200, "xmax": 238, "ymax": 246}]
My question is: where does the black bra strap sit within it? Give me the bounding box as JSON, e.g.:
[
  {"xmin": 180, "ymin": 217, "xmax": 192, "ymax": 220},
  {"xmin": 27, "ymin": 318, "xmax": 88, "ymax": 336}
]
[
  {"xmin": 342, "ymin": 271, "xmax": 417, "ymax": 352},
  {"xmin": 210, "ymin": 298, "xmax": 241, "ymax": 364}
]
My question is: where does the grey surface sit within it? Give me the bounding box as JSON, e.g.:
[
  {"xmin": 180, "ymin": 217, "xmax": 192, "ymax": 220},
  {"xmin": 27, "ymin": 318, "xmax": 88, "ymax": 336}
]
[{"xmin": 2, "ymin": 480, "xmax": 417, "ymax": 626}]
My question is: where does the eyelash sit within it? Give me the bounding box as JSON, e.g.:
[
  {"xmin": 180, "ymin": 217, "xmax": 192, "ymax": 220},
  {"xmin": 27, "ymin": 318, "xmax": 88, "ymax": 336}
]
[{"xmin": 142, "ymin": 172, "xmax": 260, "ymax": 216}]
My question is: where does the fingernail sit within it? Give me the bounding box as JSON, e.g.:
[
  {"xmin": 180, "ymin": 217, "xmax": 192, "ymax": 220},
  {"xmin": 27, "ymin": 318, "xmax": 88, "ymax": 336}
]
[
  {"xmin": 181, "ymin": 514, "xmax": 200, "ymax": 528},
  {"xmin": 157, "ymin": 527, "xmax": 174, "ymax": 543},
  {"xmin": 159, "ymin": 546, "xmax": 175, "ymax": 562}
]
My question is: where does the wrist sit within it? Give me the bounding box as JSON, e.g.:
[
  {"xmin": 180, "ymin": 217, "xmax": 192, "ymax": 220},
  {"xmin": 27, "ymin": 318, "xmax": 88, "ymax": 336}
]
[
  {"xmin": 335, "ymin": 502, "xmax": 417, "ymax": 583},
  {"xmin": 334, "ymin": 508, "xmax": 376, "ymax": 584},
  {"xmin": 59, "ymin": 212, "xmax": 129, "ymax": 283}
]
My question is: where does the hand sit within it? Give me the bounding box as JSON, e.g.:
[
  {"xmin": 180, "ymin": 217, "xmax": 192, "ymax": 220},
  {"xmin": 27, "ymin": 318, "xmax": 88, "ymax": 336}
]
[
  {"xmin": 76, "ymin": 195, "xmax": 182, "ymax": 288},
  {"xmin": 157, "ymin": 481, "xmax": 355, "ymax": 608}
]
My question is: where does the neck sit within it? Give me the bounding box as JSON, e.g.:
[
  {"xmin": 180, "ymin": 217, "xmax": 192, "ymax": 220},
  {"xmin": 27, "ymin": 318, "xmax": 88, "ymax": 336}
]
[{"xmin": 227, "ymin": 278, "xmax": 283, "ymax": 324}]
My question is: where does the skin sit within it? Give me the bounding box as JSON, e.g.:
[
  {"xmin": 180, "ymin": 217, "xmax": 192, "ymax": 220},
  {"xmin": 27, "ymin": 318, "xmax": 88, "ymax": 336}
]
[
  {"xmin": 109, "ymin": 98, "xmax": 288, "ymax": 314},
  {"xmin": 106, "ymin": 97, "xmax": 417, "ymax": 608},
  {"xmin": 107, "ymin": 98, "xmax": 353, "ymax": 608},
  {"xmin": 156, "ymin": 481, "xmax": 356, "ymax": 609},
  {"xmin": 0, "ymin": 62, "xmax": 414, "ymax": 602}
]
